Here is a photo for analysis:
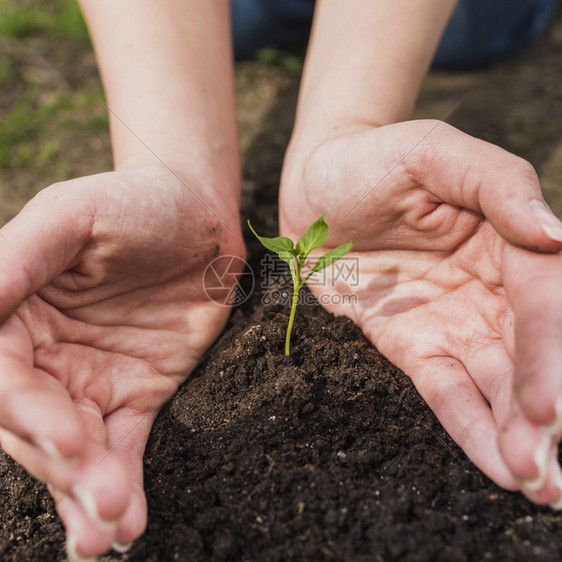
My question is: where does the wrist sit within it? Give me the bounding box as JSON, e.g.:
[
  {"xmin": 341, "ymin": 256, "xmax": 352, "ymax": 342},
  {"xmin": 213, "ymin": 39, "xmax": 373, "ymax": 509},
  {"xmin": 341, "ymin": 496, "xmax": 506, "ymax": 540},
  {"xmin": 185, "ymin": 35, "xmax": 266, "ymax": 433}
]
[
  {"xmin": 288, "ymin": 120, "xmax": 377, "ymax": 164},
  {"xmin": 108, "ymin": 102, "xmax": 240, "ymax": 183},
  {"xmin": 115, "ymin": 156, "xmax": 241, "ymax": 212}
]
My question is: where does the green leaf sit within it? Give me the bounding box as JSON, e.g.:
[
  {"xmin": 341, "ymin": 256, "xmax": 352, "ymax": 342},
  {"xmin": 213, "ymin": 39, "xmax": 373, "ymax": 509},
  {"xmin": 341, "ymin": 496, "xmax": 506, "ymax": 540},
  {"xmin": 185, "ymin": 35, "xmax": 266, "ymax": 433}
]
[
  {"xmin": 305, "ymin": 241, "xmax": 354, "ymax": 281},
  {"xmin": 296, "ymin": 214, "xmax": 329, "ymax": 257},
  {"xmin": 247, "ymin": 220, "xmax": 297, "ymax": 267}
]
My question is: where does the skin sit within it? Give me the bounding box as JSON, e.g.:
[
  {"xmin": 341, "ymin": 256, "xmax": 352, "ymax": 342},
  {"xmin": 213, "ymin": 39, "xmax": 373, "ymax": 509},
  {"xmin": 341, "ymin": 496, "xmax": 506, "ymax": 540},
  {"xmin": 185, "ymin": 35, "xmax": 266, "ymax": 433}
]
[
  {"xmin": 281, "ymin": 0, "xmax": 562, "ymax": 512},
  {"xmin": 280, "ymin": 121, "xmax": 562, "ymax": 503},
  {"xmin": 1, "ymin": 0, "xmax": 561, "ymax": 558}
]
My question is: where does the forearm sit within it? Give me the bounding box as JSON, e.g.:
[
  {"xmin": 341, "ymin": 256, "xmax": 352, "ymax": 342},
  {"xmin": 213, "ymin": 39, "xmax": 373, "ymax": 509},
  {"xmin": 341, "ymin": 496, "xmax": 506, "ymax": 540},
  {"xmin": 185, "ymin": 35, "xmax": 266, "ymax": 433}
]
[
  {"xmin": 292, "ymin": 0, "xmax": 457, "ymax": 146},
  {"xmin": 79, "ymin": 0, "xmax": 239, "ymax": 189}
]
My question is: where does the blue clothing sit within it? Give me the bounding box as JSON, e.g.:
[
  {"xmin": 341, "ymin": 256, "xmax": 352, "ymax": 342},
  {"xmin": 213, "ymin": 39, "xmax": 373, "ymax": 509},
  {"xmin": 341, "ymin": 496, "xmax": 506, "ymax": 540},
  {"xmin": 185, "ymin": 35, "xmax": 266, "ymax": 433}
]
[
  {"xmin": 434, "ymin": 0, "xmax": 558, "ymax": 67},
  {"xmin": 231, "ymin": 0, "xmax": 558, "ymax": 69}
]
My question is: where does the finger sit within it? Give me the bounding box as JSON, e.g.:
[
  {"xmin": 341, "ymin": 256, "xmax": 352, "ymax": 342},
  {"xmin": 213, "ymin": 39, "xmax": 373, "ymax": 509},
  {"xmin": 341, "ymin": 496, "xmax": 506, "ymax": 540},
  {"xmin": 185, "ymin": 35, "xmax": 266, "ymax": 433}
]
[
  {"xmin": 51, "ymin": 407, "xmax": 158, "ymax": 556},
  {"xmin": 458, "ymin": 343, "xmax": 561, "ymax": 501},
  {"xmin": 53, "ymin": 489, "xmax": 117, "ymax": 560},
  {"xmin": 112, "ymin": 483, "xmax": 146, "ymax": 554},
  {"xmin": 103, "ymin": 408, "xmax": 160, "ymax": 546},
  {"xmin": 0, "ymin": 429, "xmax": 81, "ymax": 490},
  {"xmin": 461, "ymin": 340, "xmax": 514, "ymax": 430},
  {"xmin": 461, "ymin": 331, "xmax": 560, "ymax": 501},
  {"xmin": 54, "ymin": 480, "xmax": 144, "ymax": 559},
  {"xmin": 410, "ymin": 356, "xmax": 516, "ymax": 490},
  {"xmin": 498, "ymin": 406, "xmax": 562, "ymax": 507},
  {"xmin": 503, "ymin": 243, "xmax": 562, "ymax": 428},
  {"xmin": 62, "ymin": 405, "xmax": 160, "ymax": 554},
  {"xmin": 2, "ymin": 396, "xmax": 133, "ymax": 528},
  {"xmin": 0, "ymin": 315, "xmax": 87, "ymax": 460},
  {"xmin": 2, "ymin": 413, "xmax": 133, "ymax": 549},
  {"xmin": 41, "ymin": 412, "xmax": 141, "ymax": 559},
  {"xmin": 406, "ymin": 120, "xmax": 562, "ymax": 251},
  {"xmin": 0, "ymin": 316, "xmax": 132, "ymax": 532},
  {"xmin": 0, "ymin": 181, "xmax": 93, "ymax": 322}
]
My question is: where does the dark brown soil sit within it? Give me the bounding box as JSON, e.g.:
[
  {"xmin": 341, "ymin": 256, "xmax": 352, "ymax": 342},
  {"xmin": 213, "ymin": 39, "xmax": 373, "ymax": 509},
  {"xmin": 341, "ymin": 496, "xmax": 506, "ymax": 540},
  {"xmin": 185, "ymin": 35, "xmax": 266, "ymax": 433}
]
[
  {"xmin": 3, "ymin": 285, "xmax": 562, "ymax": 561},
  {"xmin": 2, "ymin": 4, "xmax": 562, "ymax": 562},
  {"xmin": 136, "ymin": 293, "xmax": 562, "ymax": 562}
]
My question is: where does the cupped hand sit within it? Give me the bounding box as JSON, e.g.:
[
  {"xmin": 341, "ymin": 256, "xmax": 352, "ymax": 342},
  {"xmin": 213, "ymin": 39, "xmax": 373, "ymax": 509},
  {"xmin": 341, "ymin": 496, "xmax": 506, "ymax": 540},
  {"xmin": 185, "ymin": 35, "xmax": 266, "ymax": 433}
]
[
  {"xmin": 280, "ymin": 120, "xmax": 562, "ymax": 506},
  {"xmin": 0, "ymin": 165, "xmax": 245, "ymax": 559}
]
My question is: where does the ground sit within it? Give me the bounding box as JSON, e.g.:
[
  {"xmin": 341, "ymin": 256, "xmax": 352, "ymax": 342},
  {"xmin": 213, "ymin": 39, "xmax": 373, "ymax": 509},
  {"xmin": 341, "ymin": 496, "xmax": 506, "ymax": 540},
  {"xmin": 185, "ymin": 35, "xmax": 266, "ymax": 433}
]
[{"xmin": 1, "ymin": 1, "xmax": 562, "ymax": 560}]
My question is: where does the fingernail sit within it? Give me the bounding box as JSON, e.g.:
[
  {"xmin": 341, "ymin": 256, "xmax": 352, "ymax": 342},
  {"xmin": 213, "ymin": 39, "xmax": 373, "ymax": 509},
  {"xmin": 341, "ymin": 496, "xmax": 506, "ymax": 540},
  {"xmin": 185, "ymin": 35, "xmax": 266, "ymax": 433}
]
[
  {"xmin": 530, "ymin": 199, "xmax": 562, "ymax": 242},
  {"xmin": 545, "ymin": 395, "xmax": 562, "ymax": 436},
  {"xmin": 522, "ymin": 432, "xmax": 551, "ymax": 492},
  {"xmin": 73, "ymin": 485, "xmax": 117, "ymax": 533},
  {"xmin": 66, "ymin": 534, "xmax": 98, "ymax": 562},
  {"xmin": 550, "ymin": 496, "xmax": 562, "ymax": 510},
  {"xmin": 549, "ymin": 457, "xmax": 562, "ymax": 510},
  {"xmin": 34, "ymin": 437, "xmax": 77, "ymax": 464},
  {"xmin": 112, "ymin": 541, "xmax": 133, "ymax": 553}
]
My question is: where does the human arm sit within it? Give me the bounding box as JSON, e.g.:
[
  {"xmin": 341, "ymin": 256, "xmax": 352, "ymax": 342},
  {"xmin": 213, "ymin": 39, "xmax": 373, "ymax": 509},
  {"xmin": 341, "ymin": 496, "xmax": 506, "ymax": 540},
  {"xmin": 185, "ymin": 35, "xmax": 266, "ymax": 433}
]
[
  {"xmin": 289, "ymin": 0, "xmax": 457, "ymax": 146},
  {"xmin": 79, "ymin": 0, "xmax": 239, "ymax": 181}
]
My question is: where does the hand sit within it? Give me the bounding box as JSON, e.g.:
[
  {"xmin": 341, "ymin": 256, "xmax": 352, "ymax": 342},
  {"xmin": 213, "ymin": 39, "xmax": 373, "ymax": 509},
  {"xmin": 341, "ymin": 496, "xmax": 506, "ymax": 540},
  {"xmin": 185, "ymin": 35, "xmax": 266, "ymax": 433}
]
[
  {"xmin": 280, "ymin": 120, "xmax": 562, "ymax": 506},
  {"xmin": 0, "ymin": 165, "xmax": 244, "ymax": 558}
]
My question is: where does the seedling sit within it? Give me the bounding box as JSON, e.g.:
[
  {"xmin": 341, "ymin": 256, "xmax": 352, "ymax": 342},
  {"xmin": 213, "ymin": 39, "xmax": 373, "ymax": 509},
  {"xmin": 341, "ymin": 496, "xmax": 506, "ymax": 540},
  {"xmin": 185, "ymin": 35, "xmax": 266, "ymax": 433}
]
[{"xmin": 248, "ymin": 215, "xmax": 353, "ymax": 355}]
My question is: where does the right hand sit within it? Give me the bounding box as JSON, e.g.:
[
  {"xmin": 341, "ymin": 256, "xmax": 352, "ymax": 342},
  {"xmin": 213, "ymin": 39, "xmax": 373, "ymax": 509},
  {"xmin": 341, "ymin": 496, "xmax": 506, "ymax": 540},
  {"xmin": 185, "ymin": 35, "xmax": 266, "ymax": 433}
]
[
  {"xmin": 0, "ymin": 164, "xmax": 244, "ymax": 558},
  {"xmin": 280, "ymin": 120, "xmax": 562, "ymax": 505}
]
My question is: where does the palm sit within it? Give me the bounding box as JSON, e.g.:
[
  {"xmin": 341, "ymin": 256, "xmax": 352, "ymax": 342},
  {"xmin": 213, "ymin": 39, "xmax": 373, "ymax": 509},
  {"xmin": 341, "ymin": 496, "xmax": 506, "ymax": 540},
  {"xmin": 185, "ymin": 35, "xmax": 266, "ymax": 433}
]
[
  {"xmin": 347, "ymin": 221, "xmax": 514, "ymax": 473},
  {"xmin": 13, "ymin": 277, "xmax": 222, "ymax": 450},
  {"xmin": 352, "ymin": 218, "xmax": 508, "ymax": 363},
  {"xmin": 280, "ymin": 121, "xmax": 561, "ymax": 492},
  {"xmin": 309, "ymin": 185, "xmax": 513, "ymax": 486}
]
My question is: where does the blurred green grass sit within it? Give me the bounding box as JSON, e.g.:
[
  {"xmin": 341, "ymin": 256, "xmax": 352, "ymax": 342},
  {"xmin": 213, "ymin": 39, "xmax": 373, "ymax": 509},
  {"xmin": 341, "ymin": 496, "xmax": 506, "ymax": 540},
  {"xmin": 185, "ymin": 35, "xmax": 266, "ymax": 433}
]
[
  {"xmin": 0, "ymin": 0, "xmax": 88, "ymax": 40},
  {"xmin": 0, "ymin": 0, "xmax": 307, "ymax": 177},
  {"xmin": 0, "ymin": 0, "xmax": 108, "ymax": 175},
  {"xmin": 254, "ymin": 47, "xmax": 305, "ymax": 73}
]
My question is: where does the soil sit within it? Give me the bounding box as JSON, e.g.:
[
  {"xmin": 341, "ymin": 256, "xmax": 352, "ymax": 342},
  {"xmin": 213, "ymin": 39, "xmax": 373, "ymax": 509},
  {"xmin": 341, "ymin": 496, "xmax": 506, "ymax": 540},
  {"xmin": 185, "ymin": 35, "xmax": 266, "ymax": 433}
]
[
  {"xmin": 136, "ymin": 300, "xmax": 562, "ymax": 562},
  {"xmin": 2, "ymin": 4, "xmax": 562, "ymax": 562}
]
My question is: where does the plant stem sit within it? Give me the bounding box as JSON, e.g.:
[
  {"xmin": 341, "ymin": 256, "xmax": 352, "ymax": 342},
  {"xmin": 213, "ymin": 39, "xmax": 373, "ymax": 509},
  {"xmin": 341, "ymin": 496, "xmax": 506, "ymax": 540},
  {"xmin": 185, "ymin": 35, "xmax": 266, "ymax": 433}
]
[{"xmin": 285, "ymin": 283, "xmax": 300, "ymax": 355}]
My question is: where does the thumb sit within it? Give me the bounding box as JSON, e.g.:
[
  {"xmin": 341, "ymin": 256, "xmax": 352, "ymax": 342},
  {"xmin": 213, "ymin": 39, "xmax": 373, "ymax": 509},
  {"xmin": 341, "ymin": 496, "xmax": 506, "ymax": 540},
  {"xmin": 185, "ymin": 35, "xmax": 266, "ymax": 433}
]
[
  {"xmin": 0, "ymin": 182, "xmax": 93, "ymax": 321},
  {"xmin": 409, "ymin": 120, "xmax": 562, "ymax": 252},
  {"xmin": 503, "ymin": 243, "xmax": 562, "ymax": 427}
]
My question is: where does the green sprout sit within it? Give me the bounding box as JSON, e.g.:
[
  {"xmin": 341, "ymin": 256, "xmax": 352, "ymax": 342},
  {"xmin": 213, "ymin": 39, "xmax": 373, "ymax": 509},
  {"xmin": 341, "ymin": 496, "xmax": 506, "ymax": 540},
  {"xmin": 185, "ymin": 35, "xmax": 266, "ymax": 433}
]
[{"xmin": 248, "ymin": 214, "xmax": 354, "ymax": 355}]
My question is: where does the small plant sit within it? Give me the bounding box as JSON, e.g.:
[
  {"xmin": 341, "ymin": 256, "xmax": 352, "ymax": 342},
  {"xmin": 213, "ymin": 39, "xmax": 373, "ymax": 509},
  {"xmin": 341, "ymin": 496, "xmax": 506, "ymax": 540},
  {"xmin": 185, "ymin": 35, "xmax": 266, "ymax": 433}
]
[{"xmin": 248, "ymin": 215, "xmax": 354, "ymax": 355}]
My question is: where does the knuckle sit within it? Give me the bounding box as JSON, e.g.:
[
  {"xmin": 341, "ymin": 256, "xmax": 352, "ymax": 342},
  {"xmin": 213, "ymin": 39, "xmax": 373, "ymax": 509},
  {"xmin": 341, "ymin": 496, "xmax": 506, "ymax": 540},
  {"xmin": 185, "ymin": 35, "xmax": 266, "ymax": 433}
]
[{"xmin": 511, "ymin": 156, "xmax": 539, "ymax": 184}]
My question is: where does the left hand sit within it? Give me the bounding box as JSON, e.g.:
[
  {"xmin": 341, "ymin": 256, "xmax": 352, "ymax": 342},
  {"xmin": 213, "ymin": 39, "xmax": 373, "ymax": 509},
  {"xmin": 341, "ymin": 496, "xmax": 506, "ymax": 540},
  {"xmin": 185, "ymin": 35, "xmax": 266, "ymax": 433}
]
[
  {"xmin": 279, "ymin": 120, "xmax": 562, "ymax": 506},
  {"xmin": 0, "ymin": 164, "xmax": 245, "ymax": 558}
]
